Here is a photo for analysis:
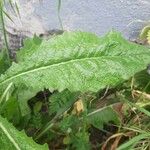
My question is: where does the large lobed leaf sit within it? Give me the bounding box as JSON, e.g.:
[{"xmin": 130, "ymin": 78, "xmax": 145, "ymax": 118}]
[
  {"xmin": 0, "ymin": 115, "xmax": 48, "ymax": 150},
  {"xmin": 0, "ymin": 31, "xmax": 150, "ymax": 101}
]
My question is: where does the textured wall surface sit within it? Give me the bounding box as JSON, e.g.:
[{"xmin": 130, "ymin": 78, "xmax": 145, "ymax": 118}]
[{"xmin": 6, "ymin": 0, "xmax": 150, "ymax": 39}]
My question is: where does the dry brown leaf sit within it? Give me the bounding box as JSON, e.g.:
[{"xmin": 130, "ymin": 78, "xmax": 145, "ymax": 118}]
[
  {"xmin": 102, "ymin": 132, "xmax": 134, "ymax": 150},
  {"xmin": 132, "ymin": 90, "xmax": 150, "ymax": 99},
  {"xmin": 72, "ymin": 99, "xmax": 84, "ymax": 115}
]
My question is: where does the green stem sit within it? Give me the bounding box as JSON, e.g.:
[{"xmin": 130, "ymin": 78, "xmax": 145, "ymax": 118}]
[
  {"xmin": 34, "ymin": 112, "xmax": 62, "ymax": 140},
  {"xmin": 34, "ymin": 118, "xmax": 56, "ymax": 140},
  {"xmin": 0, "ymin": 4, "xmax": 11, "ymax": 65},
  {"xmin": 57, "ymin": 0, "xmax": 63, "ymax": 30}
]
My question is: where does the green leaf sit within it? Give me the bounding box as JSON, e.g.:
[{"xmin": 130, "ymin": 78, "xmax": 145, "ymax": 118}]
[
  {"xmin": 0, "ymin": 115, "xmax": 48, "ymax": 150},
  {"xmin": 33, "ymin": 101, "xmax": 43, "ymax": 114},
  {"xmin": 16, "ymin": 35, "xmax": 42, "ymax": 62},
  {"xmin": 0, "ymin": 31, "xmax": 150, "ymax": 102},
  {"xmin": 0, "ymin": 96, "xmax": 21, "ymax": 126},
  {"xmin": 134, "ymin": 70, "xmax": 150, "ymax": 92},
  {"xmin": 140, "ymin": 25, "xmax": 150, "ymax": 39},
  {"xmin": 59, "ymin": 115, "xmax": 90, "ymax": 149},
  {"xmin": 87, "ymin": 105, "xmax": 120, "ymax": 129},
  {"xmin": 71, "ymin": 131, "xmax": 90, "ymax": 150},
  {"xmin": 0, "ymin": 50, "xmax": 10, "ymax": 75},
  {"xmin": 17, "ymin": 90, "xmax": 38, "ymax": 116},
  {"xmin": 29, "ymin": 112, "xmax": 43, "ymax": 129},
  {"xmin": 49, "ymin": 90, "xmax": 79, "ymax": 116},
  {"xmin": 117, "ymin": 133, "xmax": 150, "ymax": 150},
  {"xmin": 59, "ymin": 115, "xmax": 79, "ymax": 132}
]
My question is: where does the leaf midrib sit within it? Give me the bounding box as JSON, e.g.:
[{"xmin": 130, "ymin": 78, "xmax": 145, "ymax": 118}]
[{"xmin": 0, "ymin": 52, "xmax": 149, "ymax": 86}]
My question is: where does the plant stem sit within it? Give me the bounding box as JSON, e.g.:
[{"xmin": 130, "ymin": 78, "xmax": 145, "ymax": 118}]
[
  {"xmin": 0, "ymin": 3, "xmax": 11, "ymax": 65},
  {"xmin": 57, "ymin": 0, "xmax": 63, "ymax": 30},
  {"xmin": 34, "ymin": 119, "xmax": 55, "ymax": 140}
]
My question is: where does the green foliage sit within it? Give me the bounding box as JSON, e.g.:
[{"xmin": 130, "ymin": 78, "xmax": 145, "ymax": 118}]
[
  {"xmin": 33, "ymin": 101, "xmax": 43, "ymax": 114},
  {"xmin": 0, "ymin": 50, "xmax": 10, "ymax": 75},
  {"xmin": 87, "ymin": 106, "xmax": 120, "ymax": 129},
  {"xmin": 140, "ymin": 25, "xmax": 150, "ymax": 44},
  {"xmin": 29, "ymin": 112, "xmax": 43, "ymax": 129},
  {"xmin": 0, "ymin": 96, "xmax": 21, "ymax": 126},
  {"xmin": 16, "ymin": 35, "xmax": 42, "ymax": 62},
  {"xmin": 59, "ymin": 115, "xmax": 80, "ymax": 133},
  {"xmin": 140, "ymin": 25, "xmax": 150, "ymax": 39},
  {"xmin": 0, "ymin": 115, "xmax": 48, "ymax": 150},
  {"xmin": 117, "ymin": 133, "xmax": 150, "ymax": 150},
  {"xmin": 0, "ymin": 0, "xmax": 21, "ymax": 64},
  {"xmin": 0, "ymin": 1, "xmax": 10, "ymax": 64},
  {"xmin": 0, "ymin": 30, "xmax": 150, "ymax": 149},
  {"xmin": 59, "ymin": 114, "xmax": 91, "ymax": 149},
  {"xmin": 49, "ymin": 90, "xmax": 79, "ymax": 116},
  {"xmin": 134, "ymin": 70, "xmax": 150, "ymax": 92},
  {"xmin": 0, "ymin": 31, "xmax": 150, "ymax": 104},
  {"xmin": 71, "ymin": 131, "xmax": 91, "ymax": 150}
]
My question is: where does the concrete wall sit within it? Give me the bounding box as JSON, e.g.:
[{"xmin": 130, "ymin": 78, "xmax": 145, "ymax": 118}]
[{"xmin": 6, "ymin": 0, "xmax": 150, "ymax": 39}]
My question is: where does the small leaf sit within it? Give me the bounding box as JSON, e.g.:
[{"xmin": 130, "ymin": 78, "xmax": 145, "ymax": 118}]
[
  {"xmin": 59, "ymin": 115, "xmax": 79, "ymax": 132},
  {"xmin": 49, "ymin": 90, "xmax": 79, "ymax": 116},
  {"xmin": 63, "ymin": 136, "xmax": 71, "ymax": 145},
  {"xmin": 140, "ymin": 25, "xmax": 150, "ymax": 39},
  {"xmin": 0, "ymin": 96, "xmax": 21, "ymax": 125},
  {"xmin": 72, "ymin": 131, "xmax": 91, "ymax": 150},
  {"xmin": 87, "ymin": 106, "xmax": 120, "ymax": 129},
  {"xmin": 33, "ymin": 101, "xmax": 42, "ymax": 114},
  {"xmin": 0, "ymin": 50, "xmax": 10, "ymax": 75}
]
